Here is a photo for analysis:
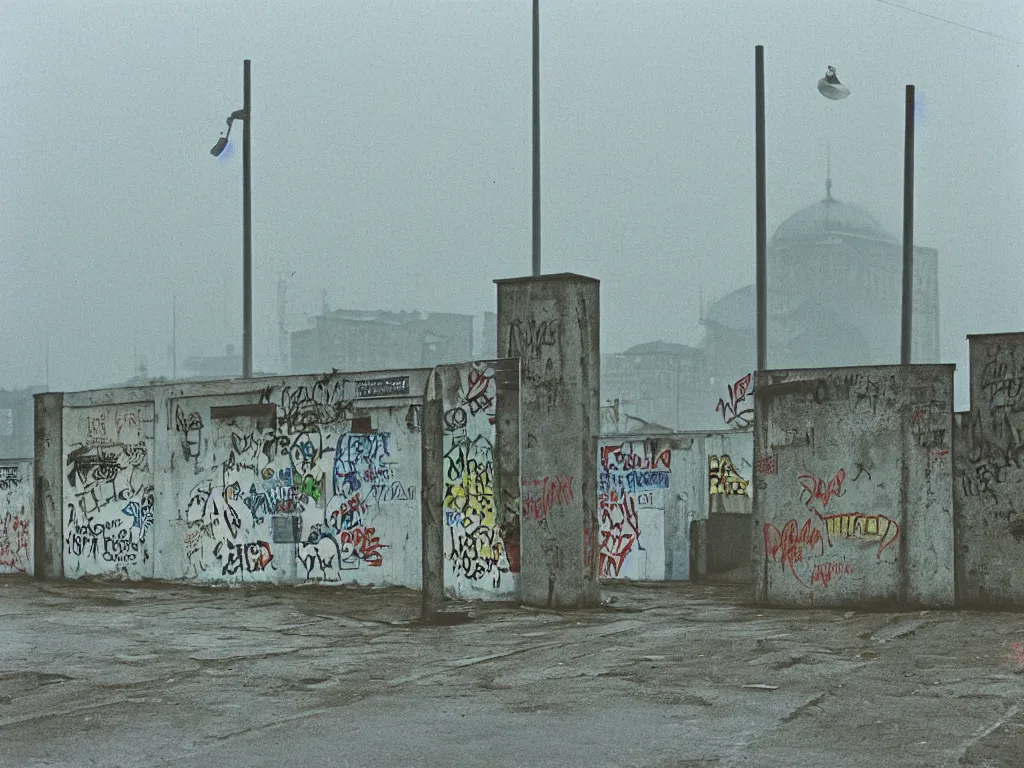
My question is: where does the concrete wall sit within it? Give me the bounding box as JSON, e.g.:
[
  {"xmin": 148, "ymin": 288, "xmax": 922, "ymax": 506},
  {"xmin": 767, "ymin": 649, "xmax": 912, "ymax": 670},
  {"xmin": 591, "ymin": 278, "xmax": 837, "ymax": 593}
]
[
  {"xmin": 0, "ymin": 458, "xmax": 32, "ymax": 575},
  {"xmin": 954, "ymin": 333, "xmax": 1024, "ymax": 608},
  {"xmin": 754, "ymin": 365, "xmax": 955, "ymax": 608},
  {"xmin": 497, "ymin": 274, "xmax": 600, "ymax": 608},
  {"xmin": 439, "ymin": 360, "xmax": 517, "ymax": 599},
  {"xmin": 45, "ymin": 370, "xmax": 429, "ymax": 586}
]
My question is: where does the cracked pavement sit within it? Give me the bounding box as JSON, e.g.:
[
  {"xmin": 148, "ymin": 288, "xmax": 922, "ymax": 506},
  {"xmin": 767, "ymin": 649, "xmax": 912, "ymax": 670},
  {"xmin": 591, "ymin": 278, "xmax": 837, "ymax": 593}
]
[{"xmin": 1, "ymin": 578, "xmax": 1022, "ymax": 767}]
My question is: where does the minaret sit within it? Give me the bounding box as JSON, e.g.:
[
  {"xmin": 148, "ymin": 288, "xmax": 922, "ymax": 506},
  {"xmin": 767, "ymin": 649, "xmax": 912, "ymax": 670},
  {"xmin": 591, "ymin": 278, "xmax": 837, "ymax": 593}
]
[
  {"xmin": 824, "ymin": 144, "xmax": 833, "ymax": 233},
  {"xmin": 825, "ymin": 145, "xmax": 833, "ymax": 200}
]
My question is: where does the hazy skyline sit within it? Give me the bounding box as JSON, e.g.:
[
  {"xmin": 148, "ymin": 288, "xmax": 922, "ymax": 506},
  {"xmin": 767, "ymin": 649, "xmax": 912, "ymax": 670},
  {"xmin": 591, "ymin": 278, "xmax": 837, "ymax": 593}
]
[{"xmin": 2, "ymin": 0, "xmax": 1021, "ymax": 409}]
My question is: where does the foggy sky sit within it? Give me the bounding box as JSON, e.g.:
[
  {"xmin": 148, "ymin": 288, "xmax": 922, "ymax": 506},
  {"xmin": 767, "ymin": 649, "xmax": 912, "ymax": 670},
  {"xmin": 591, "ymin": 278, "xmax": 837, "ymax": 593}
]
[{"xmin": 1, "ymin": 0, "xmax": 1021, "ymax": 409}]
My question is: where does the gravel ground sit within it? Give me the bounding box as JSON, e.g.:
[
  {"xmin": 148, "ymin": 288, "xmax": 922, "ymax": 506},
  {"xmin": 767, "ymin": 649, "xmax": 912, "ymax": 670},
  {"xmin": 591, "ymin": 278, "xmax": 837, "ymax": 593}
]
[{"xmin": 1, "ymin": 577, "xmax": 1022, "ymax": 768}]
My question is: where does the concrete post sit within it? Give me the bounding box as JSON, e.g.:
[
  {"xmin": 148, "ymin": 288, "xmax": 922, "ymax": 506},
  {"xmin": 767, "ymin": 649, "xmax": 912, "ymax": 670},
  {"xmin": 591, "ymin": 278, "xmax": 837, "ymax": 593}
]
[
  {"xmin": 492, "ymin": 357, "xmax": 522, "ymax": 587},
  {"xmin": 420, "ymin": 370, "xmax": 445, "ymax": 618},
  {"xmin": 495, "ymin": 273, "xmax": 600, "ymax": 608},
  {"xmin": 33, "ymin": 392, "xmax": 64, "ymax": 580}
]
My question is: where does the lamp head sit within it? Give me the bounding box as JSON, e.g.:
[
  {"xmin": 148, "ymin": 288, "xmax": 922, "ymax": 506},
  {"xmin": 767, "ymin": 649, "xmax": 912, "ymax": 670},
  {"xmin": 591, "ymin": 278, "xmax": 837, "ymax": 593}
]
[
  {"xmin": 818, "ymin": 65, "xmax": 850, "ymax": 100},
  {"xmin": 210, "ymin": 136, "xmax": 229, "ymax": 157}
]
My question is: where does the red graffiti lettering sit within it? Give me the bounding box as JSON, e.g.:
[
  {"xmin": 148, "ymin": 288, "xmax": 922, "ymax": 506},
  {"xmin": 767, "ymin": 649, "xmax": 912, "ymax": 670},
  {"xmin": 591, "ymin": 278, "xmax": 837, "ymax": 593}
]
[
  {"xmin": 340, "ymin": 526, "xmax": 386, "ymax": 566},
  {"xmin": 798, "ymin": 469, "xmax": 846, "ymax": 509},
  {"xmin": 600, "ymin": 442, "xmax": 671, "ymax": 471},
  {"xmin": 521, "ymin": 476, "xmax": 574, "ymax": 521},
  {"xmin": 583, "ymin": 522, "xmax": 596, "ymax": 573},
  {"xmin": 810, "ymin": 560, "xmax": 854, "ymax": 587},
  {"xmin": 599, "ymin": 530, "xmax": 635, "ymax": 577},
  {"xmin": 763, "ymin": 519, "xmax": 824, "ymax": 587}
]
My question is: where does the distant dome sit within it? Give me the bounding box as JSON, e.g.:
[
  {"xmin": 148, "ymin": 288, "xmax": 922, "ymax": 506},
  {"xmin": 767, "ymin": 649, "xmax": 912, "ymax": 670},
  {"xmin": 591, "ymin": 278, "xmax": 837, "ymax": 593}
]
[{"xmin": 772, "ymin": 184, "xmax": 897, "ymax": 246}]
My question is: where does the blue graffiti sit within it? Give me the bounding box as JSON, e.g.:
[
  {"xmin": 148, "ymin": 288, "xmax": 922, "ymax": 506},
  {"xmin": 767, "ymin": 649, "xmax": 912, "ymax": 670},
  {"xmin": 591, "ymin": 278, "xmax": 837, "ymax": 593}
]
[
  {"xmin": 121, "ymin": 499, "xmax": 154, "ymax": 533},
  {"xmin": 599, "ymin": 470, "xmax": 670, "ymax": 493}
]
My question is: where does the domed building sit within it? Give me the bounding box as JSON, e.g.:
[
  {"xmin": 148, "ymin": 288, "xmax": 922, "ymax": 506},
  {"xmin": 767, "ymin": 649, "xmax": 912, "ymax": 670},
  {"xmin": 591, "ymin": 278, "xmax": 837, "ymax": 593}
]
[
  {"xmin": 701, "ymin": 177, "xmax": 939, "ymax": 378},
  {"xmin": 601, "ymin": 177, "xmax": 940, "ymax": 432},
  {"xmin": 764, "ymin": 177, "xmax": 939, "ymax": 366}
]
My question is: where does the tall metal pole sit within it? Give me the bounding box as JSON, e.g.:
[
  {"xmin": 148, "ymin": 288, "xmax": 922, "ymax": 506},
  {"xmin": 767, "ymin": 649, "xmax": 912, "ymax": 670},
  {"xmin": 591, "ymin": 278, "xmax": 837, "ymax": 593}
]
[
  {"xmin": 900, "ymin": 84, "xmax": 915, "ymax": 366},
  {"xmin": 531, "ymin": 0, "xmax": 541, "ymax": 277},
  {"xmin": 242, "ymin": 59, "xmax": 253, "ymax": 378},
  {"xmin": 755, "ymin": 46, "xmax": 767, "ymax": 373}
]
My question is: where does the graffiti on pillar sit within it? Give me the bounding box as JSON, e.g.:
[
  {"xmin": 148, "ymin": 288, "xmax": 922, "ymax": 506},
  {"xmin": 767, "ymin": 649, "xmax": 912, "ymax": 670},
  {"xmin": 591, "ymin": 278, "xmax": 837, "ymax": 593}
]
[
  {"xmin": 521, "ymin": 475, "xmax": 574, "ymax": 522},
  {"xmin": 598, "ymin": 440, "xmax": 671, "ymax": 577},
  {"xmin": 443, "ymin": 363, "xmax": 513, "ymax": 590},
  {"xmin": 716, "ymin": 373, "xmax": 753, "ymax": 427},
  {"xmin": 797, "ymin": 469, "xmax": 846, "ymax": 509},
  {"xmin": 507, "ymin": 319, "xmax": 560, "ymax": 362},
  {"xmin": 763, "ymin": 467, "xmax": 898, "ymax": 591}
]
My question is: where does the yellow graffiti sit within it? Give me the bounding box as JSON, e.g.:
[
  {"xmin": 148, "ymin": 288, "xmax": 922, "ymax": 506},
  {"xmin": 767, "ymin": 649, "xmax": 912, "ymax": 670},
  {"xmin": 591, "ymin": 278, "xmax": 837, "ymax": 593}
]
[
  {"xmin": 709, "ymin": 454, "xmax": 749, "ymax": 496},
  {"xmin": 819, "ymin": 512, "xmax": 899, "ymax": 558},
  {"xmin": 444, "ymin": 470, "xmax": 503, "ymax": 561}
]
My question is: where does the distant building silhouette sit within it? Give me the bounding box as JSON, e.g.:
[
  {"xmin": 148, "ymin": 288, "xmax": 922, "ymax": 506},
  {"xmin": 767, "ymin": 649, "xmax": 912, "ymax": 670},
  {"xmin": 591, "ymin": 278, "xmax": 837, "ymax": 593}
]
[
  {"xmin": 602, "ymin": 177, "xmax": 941, "ymax": 431},
  {"xmin": 0, "ymin": 387, "xmax": 43, "ymax": 459},
  {"xmin": 183, "ymin": 345, "xmax": 243, "ymax": 380},
  {"xmin": 290, "ymin": 309, "xmax": 475, "ymax": 374}
]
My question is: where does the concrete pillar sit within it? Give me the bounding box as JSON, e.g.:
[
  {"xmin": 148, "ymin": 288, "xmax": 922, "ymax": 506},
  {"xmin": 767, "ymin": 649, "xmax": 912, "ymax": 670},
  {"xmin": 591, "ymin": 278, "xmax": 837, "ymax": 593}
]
[
  {"xmin": 33, "ymin": 392, "xmax": 64, "ymax": 580},
  {"xmin": 495, "ymin": 274, "xmax": 600, "ymax": 608},
  {"xmin": 420, "ymin": 370, "xmax": 445, "ymax": 618},
  {"xmin": 492, "ymin": 357, "xmax": 522, "ymax": 584}
]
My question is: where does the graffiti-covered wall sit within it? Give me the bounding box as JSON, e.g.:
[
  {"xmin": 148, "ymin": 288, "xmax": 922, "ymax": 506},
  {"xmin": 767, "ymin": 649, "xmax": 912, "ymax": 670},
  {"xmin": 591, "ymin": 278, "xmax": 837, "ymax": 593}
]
[
  {"xmin": 47, "ymin": 371, "xmax": 429, "ymax": 585},
  {"xmin": 63, "ymin": 404, "xmax": 156, "ymax": 578},
  {"xmin": 954, "ymin": 333, "xmax": 1024, "ymax": 608},
  {"xmin": 0, "ymin": 459, "xmax": 32, "ymax": 575},
  {"xmin": 597, "ymin": 432, "xmax": 750, "ymax": 582},
  {"xmin": 754, "ymin": 365, "xmax": 955, "ymax": 608},
  {"xmin": 440, "ymin": 361, "xmax": 517, "ymax": 598}
]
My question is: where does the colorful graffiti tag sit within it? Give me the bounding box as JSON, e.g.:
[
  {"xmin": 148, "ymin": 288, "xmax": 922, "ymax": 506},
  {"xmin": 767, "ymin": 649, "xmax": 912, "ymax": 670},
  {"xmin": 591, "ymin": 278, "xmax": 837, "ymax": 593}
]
[
  {"xmin": 442, "ymin": 363, "xmax": 514, "ymax": 591},
  {"xmin": 177, "ymin": 379, "xmax": 413, "ymax": 583},
  {"xmin": 598, "ymin": 440, "xmax": 671, "ymax": 577},
  {"xmin": 1, "ymin": 466, "xmax": 30, "ymax": 574},
  {"xmin": 709, "ymin": 454, "xmax": 750, "ymax": 496}
]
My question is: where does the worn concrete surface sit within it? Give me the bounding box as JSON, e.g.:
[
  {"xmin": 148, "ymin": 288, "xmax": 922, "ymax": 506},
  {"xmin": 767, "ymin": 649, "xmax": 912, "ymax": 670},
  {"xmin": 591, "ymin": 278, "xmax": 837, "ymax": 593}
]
[{"xmin": 1, "ymin": 578, "xmax": 1022, "ymax": 768}]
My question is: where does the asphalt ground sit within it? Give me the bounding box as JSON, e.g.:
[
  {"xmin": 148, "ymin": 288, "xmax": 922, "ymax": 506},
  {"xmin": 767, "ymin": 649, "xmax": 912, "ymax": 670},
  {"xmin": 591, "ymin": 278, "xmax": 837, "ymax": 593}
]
[{"xmin": 1, "ymin": 577, "xmax": 1022, "ymax": 767}]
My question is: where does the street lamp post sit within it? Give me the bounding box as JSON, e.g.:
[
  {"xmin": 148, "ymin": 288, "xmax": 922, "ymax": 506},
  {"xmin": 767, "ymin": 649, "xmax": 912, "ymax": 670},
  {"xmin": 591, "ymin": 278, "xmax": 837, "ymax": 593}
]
[
  {"xmin": 754, "ymin": 46, "xmax": 767, "ymax": 374},
  {"xmin": 901, "ymin": 85, "xmax": 915, "ymax": 365},
  {"xmin": 211, "ymin": 59, "xmax": 253, "ymax": 379},
  {"xmin": 532, "ymin": 0, "xmax": 541, "ymax": 277}
]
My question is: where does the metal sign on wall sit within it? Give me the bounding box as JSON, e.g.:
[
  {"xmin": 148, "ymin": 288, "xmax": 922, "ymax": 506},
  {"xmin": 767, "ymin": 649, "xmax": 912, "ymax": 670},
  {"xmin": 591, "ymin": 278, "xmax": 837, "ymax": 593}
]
[
  {"xmin": 356, "ymin": 376, "xmax": 410, "ymax": 398},
  {"xmin": 271, "ymin": 514, "xmax": 303, "ymax": 544}
]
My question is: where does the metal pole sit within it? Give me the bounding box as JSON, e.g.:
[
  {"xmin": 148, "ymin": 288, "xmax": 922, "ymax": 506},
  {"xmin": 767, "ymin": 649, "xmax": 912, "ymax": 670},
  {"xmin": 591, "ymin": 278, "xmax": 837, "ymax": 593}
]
[
  {"xmin": 172, "ymin": 294, "xmax": 177, "ymax": 380},
  {"xmin": 900, "ymin": 84, "xmax": 915, "ymax": 366},
  {"xmin": 531, "ymin": 0, "xmax": 541, "ymax": 277},
  {"xmin": 755, "ymin": 46, "xmax": 767, "ymax": 373},
  {"xmin": 242, "ymin": 59, "xmax": 253, "ymax": 378}
]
